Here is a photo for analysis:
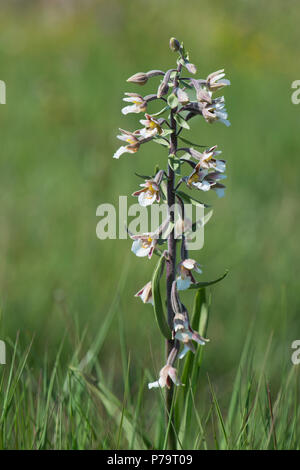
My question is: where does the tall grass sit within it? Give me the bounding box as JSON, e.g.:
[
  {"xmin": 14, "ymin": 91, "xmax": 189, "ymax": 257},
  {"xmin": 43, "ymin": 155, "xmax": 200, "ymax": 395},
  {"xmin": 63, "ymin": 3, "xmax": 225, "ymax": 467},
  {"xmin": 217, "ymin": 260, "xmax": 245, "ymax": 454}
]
[{"xmin": 0, "ymin": 278, "xmax": 299, "ymax": 450}]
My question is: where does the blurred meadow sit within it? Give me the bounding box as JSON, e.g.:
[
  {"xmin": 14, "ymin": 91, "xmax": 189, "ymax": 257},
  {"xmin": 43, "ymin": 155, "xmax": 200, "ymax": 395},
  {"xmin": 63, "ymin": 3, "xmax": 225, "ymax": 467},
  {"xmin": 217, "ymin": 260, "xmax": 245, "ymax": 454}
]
[{"xmin": 0, "ymin": 0, "xmax": 300, "ymax": 449}]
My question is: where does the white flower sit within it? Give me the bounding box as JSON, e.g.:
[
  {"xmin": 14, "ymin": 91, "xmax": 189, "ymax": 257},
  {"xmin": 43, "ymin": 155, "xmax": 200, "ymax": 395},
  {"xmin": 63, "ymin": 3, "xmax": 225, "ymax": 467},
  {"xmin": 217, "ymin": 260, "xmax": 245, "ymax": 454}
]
[
  {"xmin": 121, "ymin": 93, "xmax": 147, "ymax": 115},
  {"xmin": 132, "ymin": 180, "xmax": 160, "ymax": 206},
  {"xmin": 186, "ymin": 165, "xmax": 226, "ymax": 197},
  {"xmin": 186, "ymin": 167, "xmax": 209, "ymax": 190},
  {"xmin": 135, "ymin": 281, "xmax": 153, "ymax": 305},
  {"xmin": 132, "ymin": 170, "xmax": 163, "ymax": 207},
  {"xmin": 113, "ymin": 129, "xmax": 141, "ymax": 159},
  {"xmin": 191, "ymin": 146, "xmax": 226, "ymax": 173},
  {"xmin": 131, "ymin": 233, "xmax": 157, "ymax": 259},
  {"xmin": 176, "ymin": 258, "xmax": 202, "ymax": 291},
  {"xmin": 148, "ymin": 364, "xmax": 181, "ymax": 390},
  {"xmin": 202, "ymin": 96, "xmax": 231, "ymax": 127},
  {"xmin": 175, "ymin": 328, "xmax": 208, "ymax": 359},
  {"xmin": 139, "ymin": 114, "xmax": 162, "ymax": 138}
]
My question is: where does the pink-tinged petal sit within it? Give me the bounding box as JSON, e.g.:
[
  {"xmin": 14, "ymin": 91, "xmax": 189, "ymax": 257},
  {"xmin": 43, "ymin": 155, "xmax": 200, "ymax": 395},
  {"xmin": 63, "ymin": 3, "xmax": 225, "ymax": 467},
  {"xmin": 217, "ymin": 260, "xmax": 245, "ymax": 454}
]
[
  {"xmin": 188, "ymin": 327, "xmax": 209, "ymax": 345},
  {"xmin": 182, "ymin": 259, "xmax": 196, "ymax": 270},
  {"xmin": 132, "ymin": 188, "xmax": 146, "ymax": 197},
  {"xmin": 135, "ymin": 281, "xmax": 153, "ymax": 305},
  {"xmin": 135, "ymin": 287, "xmax": 145, "ymax": 297},
  {"xmin": 148, "ymin": 245, "xmax": 154, "ymax": 259},
  {"xmin": 168, "ymin": 367, "xmax": 182, "ymax": 386}
]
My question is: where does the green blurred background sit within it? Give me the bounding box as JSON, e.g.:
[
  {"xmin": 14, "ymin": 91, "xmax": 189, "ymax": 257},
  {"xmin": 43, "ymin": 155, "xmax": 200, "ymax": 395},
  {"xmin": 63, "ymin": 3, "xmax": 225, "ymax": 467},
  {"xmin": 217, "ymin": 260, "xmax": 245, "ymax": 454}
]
[{"xmin": 0, "ymin": 0, "xmax": 299, "ymax": 400}]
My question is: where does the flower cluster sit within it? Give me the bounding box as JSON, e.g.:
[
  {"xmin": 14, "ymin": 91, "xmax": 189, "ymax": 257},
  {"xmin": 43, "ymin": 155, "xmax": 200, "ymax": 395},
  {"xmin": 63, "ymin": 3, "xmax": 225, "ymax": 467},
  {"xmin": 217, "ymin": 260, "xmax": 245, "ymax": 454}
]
[{"xmin": 113, "ymin": 38, "xmax": 230, "ymax": 392}]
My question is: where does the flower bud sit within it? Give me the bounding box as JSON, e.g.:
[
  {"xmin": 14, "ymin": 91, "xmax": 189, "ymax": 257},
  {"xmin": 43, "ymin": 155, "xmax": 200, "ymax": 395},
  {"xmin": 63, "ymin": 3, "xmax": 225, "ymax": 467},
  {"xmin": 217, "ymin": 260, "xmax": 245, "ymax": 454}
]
[
  {"xmin": 157, "ymin": 81, "xmax": 169, "ymax": 98},
  {"xmin": 176, "ymin": 87, "xmax": 190, "ymax": 105},
  {"xmin": 157, "ymin": 69, "xmax": 173, "ymax": 98},
  {"xmin": 185, "ymin": 61, "xmax": 197, "ymax": 75},
  {"xmin": 127, "ymin": 72, "xmax": 148, "ymax": 85},
  {"xmin": 169, "ymin": 37, "xmax": 180, "ymax": 52}
]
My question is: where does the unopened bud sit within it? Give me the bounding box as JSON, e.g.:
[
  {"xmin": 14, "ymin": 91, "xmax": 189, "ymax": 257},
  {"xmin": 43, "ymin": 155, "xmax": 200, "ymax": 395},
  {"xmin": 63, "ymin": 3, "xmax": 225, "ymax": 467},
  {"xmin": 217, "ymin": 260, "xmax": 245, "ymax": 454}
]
[
  {"xmin": 157, "ymin": 81, "xmax": 169, "ymax": 98},
  {"xmin": 127, "ymin": 72, "xmax": 148, "ymax": 85},
  {"xmin": 169, "ymin": 37, "xmax": 180, "ymax": 52},
  {"xmin": 185, "ymin": 61, "xmax": 197, "ymax": 75},
  {"xmin": 157, "ymin": 69, "xmax": 173, "ymax": 98},
  {"xmin": 176, "ymin": 88, "xmax": 190, "ymax": 105}
]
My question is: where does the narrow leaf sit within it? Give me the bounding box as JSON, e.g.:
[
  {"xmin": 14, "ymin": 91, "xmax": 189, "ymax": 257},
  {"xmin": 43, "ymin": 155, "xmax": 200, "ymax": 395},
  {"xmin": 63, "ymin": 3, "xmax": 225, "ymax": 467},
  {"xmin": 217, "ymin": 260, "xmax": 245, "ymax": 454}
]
[
  {"xmin": 175, "ymin": 190, "xmax": 210, "ymax": 208},
  {"xmin": 188, "ymin": 270, "xmax": 229, "ymax": 289},
  {"xmin": 178, "ymin": 136, "xmax": 207, "ymax": 148}
]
